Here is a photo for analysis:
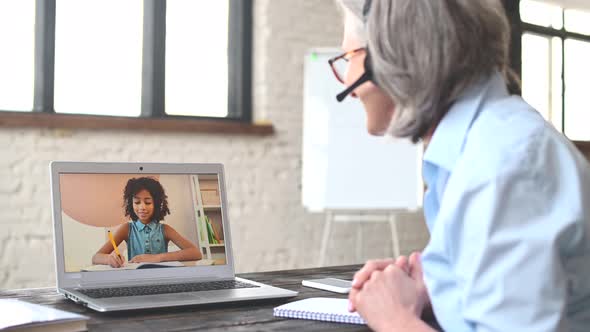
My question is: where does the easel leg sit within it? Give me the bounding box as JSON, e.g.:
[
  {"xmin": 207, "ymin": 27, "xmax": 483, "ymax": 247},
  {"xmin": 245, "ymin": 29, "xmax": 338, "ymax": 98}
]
[
  {"xmin": 356, "ymin": 221, "xmax": 363, "ymax": 263},
  {"xmin": 318, "ymin": 211, "xmax": 333, "ymax": 266},
  {"xmin": 389, "ymin": 214, "xmax": 400, "ymax": 258}
]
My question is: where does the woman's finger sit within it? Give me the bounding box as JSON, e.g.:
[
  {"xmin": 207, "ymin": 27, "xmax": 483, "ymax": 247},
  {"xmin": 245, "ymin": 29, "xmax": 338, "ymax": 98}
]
[
  {"xmin": 409, "ymin": 252, "xmax": 423, "ymax": 280},
  {"xmin": 395, "ymin": 256, "xmax": 409, "ymax": 274},
  {"xmin": 352, "ymin": 259, "xmax": 396, "ymax": 288},
  {"xmin": 348, "ymin": 288, "xmax": 358, "ymax": 312}
]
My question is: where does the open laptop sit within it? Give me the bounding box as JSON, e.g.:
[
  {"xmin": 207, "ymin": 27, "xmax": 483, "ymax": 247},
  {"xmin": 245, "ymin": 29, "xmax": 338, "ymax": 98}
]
[{"xmin": 50, "ymin": 161, "xmax": 297, "ymax": 312}]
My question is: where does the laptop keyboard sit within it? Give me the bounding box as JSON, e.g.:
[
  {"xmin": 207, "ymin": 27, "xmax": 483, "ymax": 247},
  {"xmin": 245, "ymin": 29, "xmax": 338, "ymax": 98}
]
[{"xmin": 78, "ymin": 280, "xmax": 260, "ymax": 299}]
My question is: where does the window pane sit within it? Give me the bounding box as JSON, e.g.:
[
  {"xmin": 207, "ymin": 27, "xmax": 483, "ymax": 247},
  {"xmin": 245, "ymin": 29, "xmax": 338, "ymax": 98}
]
[
  {"xmin": 565, "ymin": 9, "xmax": 590, "ymax": 35},
  {"xmin": 54, "ymin": 0, "xmax": 143, "ymax": 116},
  {"xmin": 0, "ymin": 0, "xmax": 35, "ymax": 111},
  {"xmin": 564, "ymin": 39, "xmax": 590, "ymax": 141},
  {"xmin": 522, "ymin": 33, "xmax": 551, "ymax": 121},
  {"xmin": 166, "ymin": 0, "xmax": 229, "ymax": 117},
  {"xmin": 520, "ymin": 0, "xmax": 563, "ymax": 29}
]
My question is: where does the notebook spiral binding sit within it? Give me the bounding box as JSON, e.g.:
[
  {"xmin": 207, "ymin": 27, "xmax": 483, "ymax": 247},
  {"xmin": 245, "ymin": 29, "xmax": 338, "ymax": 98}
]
[{"xmin": 273, "ymin": 307, "xmax": 366, "ymax": 325}]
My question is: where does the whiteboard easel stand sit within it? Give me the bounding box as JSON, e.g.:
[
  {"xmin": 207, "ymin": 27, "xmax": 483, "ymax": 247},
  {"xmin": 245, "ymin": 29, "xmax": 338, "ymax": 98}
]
[{"xmin": 318, "ymin": 209, "xmax": 402, "ymax": 267}]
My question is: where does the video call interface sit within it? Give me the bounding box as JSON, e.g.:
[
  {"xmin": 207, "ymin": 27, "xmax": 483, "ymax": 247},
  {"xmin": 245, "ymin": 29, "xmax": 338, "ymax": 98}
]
[{"xmin": 59, "ymin": 173, "xmax": 227, "ymax": 273}]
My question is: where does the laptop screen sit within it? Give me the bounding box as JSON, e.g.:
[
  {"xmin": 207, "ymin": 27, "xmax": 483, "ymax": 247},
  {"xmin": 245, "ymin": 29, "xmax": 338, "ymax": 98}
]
[{"xmin": 58, "ymin": 173, "xmax": 227, "ymax": 273}]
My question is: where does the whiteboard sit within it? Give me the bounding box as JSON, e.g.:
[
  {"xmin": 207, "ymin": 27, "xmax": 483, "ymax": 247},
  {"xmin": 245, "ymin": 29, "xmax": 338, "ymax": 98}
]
[{"xmin": 302, "ymin": 49, "xmax": 422, "ymax": 212}]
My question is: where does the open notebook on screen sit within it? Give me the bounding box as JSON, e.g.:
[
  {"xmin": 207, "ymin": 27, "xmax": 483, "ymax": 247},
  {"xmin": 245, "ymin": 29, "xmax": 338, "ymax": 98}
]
[{"xmin": 50, "ymin": 162, "xmax": 297, "ymax": 312}]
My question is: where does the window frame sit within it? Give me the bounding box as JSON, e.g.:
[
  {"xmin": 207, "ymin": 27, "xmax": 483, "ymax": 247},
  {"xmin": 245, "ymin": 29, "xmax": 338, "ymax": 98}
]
[
  {"xmin": 0, "ymin": 0, "xmax": 268, "ymax": 134},
  {"xmin": 516, "ymin": 0, "xmax": 590, "ymax": 135}
]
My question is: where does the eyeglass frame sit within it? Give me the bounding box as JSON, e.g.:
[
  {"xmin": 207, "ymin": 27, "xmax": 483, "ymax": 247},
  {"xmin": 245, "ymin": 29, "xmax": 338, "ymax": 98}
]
[
  {"xmin": 328, "ymin": 47, "xmax": 365, "ymax": 84},
  {"xmin": 327, "ymin": 47, "xmax": 375, "ymax": 102}
]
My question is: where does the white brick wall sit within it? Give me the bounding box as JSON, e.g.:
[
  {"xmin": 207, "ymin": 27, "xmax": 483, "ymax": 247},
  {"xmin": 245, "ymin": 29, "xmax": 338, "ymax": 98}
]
[{"xmin": 0, "ymin": 0, "xmax": 429, "ymax": 290}]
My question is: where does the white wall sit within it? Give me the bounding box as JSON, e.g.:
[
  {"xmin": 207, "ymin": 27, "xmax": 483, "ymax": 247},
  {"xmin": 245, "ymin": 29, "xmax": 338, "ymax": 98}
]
[
  {"xmin": 159, "ymin": 174, "xmax": 199, "ymax": 246},
  {"xmin": 62, "ymin": 212, "xmax": 105, "ymax": 272},
  {"xmin": 0, "ymin": 0, "xmax": 429, "ymax": 289}
]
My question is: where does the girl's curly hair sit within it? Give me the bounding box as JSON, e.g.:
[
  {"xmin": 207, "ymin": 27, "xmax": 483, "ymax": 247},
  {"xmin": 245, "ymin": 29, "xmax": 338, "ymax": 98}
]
[{"xmin": 123, "ymin": 177, "xmax": 170, "ymax": 222}]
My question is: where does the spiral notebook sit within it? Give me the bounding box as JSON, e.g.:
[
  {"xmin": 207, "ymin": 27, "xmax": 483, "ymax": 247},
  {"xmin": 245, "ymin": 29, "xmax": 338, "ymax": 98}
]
[{"xmin": 273, "ymin": 297, "xmax": 366, "ymax": 325}]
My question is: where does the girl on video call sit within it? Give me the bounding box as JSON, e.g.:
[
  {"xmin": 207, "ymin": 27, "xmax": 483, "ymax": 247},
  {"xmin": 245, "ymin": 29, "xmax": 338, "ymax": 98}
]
[{"xmin": 92, "ymin": 177, "xmax": 202, "ymax": 268}]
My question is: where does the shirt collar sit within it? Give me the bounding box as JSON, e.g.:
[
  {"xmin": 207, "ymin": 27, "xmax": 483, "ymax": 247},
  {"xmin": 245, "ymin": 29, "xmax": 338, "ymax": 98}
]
[
  {"xmin": 423, "ymin": 71, "xmax": 509, "ymax": 173},
  {"xmin": 134, "ymin": 220, "xmax": 156, "ymax": 231}
]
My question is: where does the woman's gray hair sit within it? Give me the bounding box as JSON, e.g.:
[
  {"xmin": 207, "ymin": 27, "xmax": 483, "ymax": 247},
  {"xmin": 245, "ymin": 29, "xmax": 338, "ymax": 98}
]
[{"xmin": 340, "ymin": 0, "xmax": 512, "ymax": 143}]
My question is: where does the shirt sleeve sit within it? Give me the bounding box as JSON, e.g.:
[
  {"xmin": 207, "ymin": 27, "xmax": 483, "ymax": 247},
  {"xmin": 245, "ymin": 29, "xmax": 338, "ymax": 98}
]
[{"xmin": 447, "ymin": 146, "xmax": 581, "ymax": 332}]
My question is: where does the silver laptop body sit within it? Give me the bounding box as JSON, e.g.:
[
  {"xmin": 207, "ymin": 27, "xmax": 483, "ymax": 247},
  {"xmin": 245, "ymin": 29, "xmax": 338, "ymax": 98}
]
[{"xmin": 50, "ymin": 162, "xmax": 297, "ymax": 312}]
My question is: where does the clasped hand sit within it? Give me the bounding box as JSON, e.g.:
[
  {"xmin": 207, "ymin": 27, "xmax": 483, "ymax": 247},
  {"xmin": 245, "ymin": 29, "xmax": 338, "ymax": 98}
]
[{"xmin": 348, "ymin": 252, "xmax": 430, "ymax": 332}]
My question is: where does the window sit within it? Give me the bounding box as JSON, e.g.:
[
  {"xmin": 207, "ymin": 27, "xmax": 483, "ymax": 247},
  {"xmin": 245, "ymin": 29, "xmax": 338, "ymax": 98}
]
[
  {"xmin": 0, "ymin": 0, "xmax": 35, "ymax": 112},
  {"xmin": 0, "ymin": 0, "xmax": 252, "ymax": 123},
  {"xmin": 520, "ymin": 0, "xmax": 590, "ymax": 141},
  {"xmin": 165, "ymin": 0, "xmax": 229, "ymax": 118},
  {"xmin": 521, "ymin": 33, "xmax": 562, "ymax": 126},
  {"xmin": 54, "ymin": 0, "xmax": 143, "ymax": 116}
]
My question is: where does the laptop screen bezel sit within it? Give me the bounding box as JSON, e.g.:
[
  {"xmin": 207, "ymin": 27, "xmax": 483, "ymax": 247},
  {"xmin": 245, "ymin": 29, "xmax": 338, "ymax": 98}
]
[{"xmin": 50, "ymin": 161, "xmax": 236, "ymax": 289}]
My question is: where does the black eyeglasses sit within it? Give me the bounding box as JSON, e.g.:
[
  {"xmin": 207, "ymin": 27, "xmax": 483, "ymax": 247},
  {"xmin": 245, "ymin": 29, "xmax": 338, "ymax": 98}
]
[{"xmin": 328, "ymin": 47, "xmax": 374, "ymax": 102}]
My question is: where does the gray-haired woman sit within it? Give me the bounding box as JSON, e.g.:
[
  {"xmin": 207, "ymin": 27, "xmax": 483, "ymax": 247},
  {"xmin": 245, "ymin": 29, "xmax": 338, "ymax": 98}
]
[{"xmin": 334, "ymin": 0, "xmax": 590, "ymax": 331}]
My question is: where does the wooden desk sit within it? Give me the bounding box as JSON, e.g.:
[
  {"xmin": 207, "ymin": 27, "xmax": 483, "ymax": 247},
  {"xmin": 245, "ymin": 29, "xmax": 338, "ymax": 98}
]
[{"xmin": 0, "ymin": 265, "xmax": 441, "ymax": 331}]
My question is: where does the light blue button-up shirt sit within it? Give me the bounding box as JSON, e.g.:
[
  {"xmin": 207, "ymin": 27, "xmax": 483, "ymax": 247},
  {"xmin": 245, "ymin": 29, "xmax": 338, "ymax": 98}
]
[{"xmin": 421, "ymin": 71, "xmax": 590, "ymax": 332}]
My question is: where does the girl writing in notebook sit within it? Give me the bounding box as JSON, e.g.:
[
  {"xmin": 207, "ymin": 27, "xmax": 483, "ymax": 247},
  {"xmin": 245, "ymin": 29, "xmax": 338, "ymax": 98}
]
[{"xmin": 92, "ymin": 177, "xmax": 202, "ymax": 268}]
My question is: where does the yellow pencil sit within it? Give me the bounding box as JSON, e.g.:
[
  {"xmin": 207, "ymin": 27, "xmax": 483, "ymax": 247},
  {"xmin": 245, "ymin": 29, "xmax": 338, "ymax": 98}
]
[{"xmin": 107, "ymin": 230, "xmax": 121, "ymax": 257}]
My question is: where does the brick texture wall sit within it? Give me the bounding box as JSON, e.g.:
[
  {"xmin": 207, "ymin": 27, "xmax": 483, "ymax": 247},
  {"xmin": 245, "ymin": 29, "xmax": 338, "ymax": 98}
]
[{"xmin": 0, "ymin": 0, "xmax": 429, "ymax": 289}]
